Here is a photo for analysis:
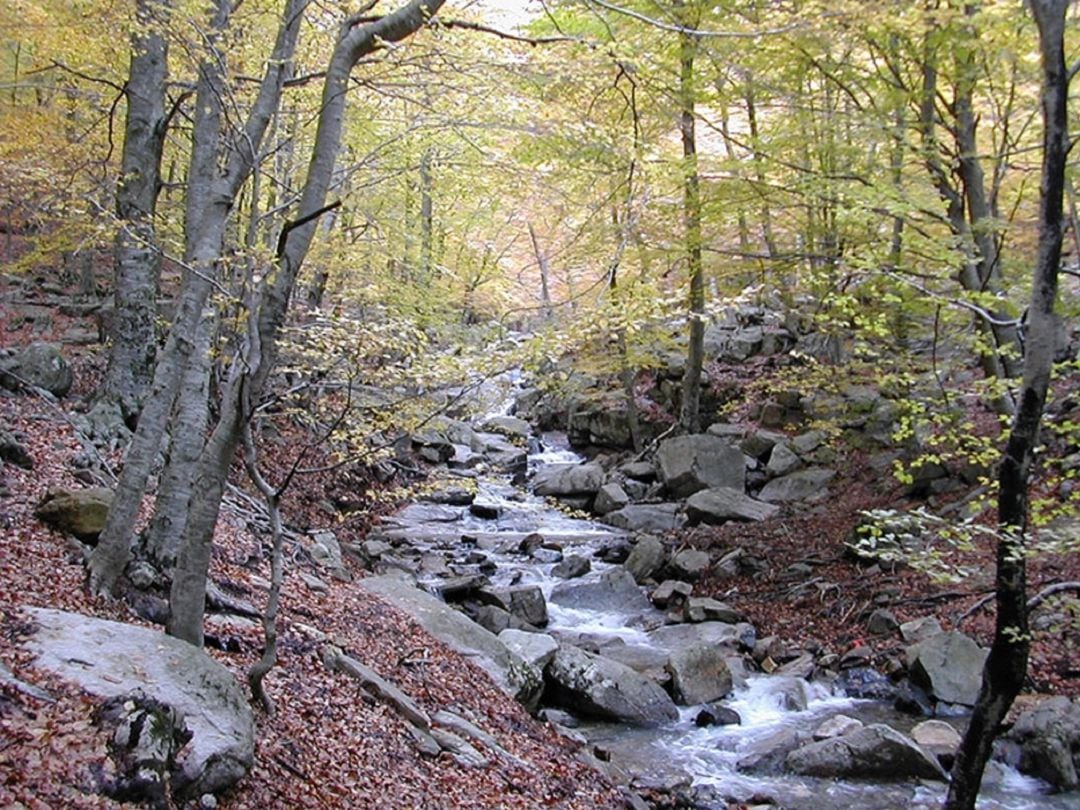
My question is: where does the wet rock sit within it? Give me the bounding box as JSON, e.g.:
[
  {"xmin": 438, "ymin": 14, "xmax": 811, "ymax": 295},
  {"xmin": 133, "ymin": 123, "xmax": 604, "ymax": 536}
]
[
  {"xmin": 478, "ymin": 585, "xmax": 548, "ymax": 627},
  {"xmin": 1006, "ymin": 696, "xmax": 1080, "ymax": 791},
  {"xmin": 911, "ymin": 720, "xmax": 961, "ymax": 767},
  {"xmin": 785, "ymin": 723, "xmax": 947, "ymax": 781},
  {"xmin": 546, "ymin": 646, "xmax": 679, "ymax": 726},
  {"xmin": 23, "ymin": 608, "xmax": 254, "ymax": 798},
  {"xmin": 666, "ymin": 549, "xmax": 710, "ymax": 582},
  {"xmin": 601, "ymin": 503, "xmax": 685, "ymax": 533},
  {"xmin": 35, "ymin": 486, "xmax": 113, "ymax": 542},
  {"xmin": 430, "ymin": 575, "xmax": 488, "ymax": 602},
  {"xmin": 482, "ymin": 415, "xmax": 532, "ymax": 439},
  {"xmin": 906, "ymin": 631, "xmax": 987, "ymax": 707},
  {"xmin": 549, "ymin": 569, "xmax": 651, "ymax": 615},
  {"xmin": 738, "ymin": 726, "xmax": 805, "ymax": 774},
  {"xmin": 813, "ymin": 715, "xmax": 863, "ymax": 741},
  {"xmin": 624, "ymin": 535, "xmax": 668, "ymax": 584},
  {"xmin": 469, "ymin": 499, "xmax": 502, "ymax": 519},
  {"xmin": 838, "ymin": 667, "xmax": 898, "ymax": 701},
  {"xmin": 656, "ymin": 434, "xmax": 745, "ymax": 498},
  {"xmin": 666, "ymin": 646, "xmax": 733, "ymax": 705},
  {"xmin": 648, "ymin": 621, "xmax": 755, "ymax": 654},
  {"xmin": 685, "ymin": 487, "xmax": 779, "ymax": 525},
  {"xmin": 694, "ymin": 703, "xmax": 741, "ymax": 727},
  {"xmin": 0, "ymin": 342, "xmax": 73, "ymax": 397},
  {"xmin": 551, "ymin": 554, "xmax": 591, "ymax": 579},
  {"xmin": 533, "ymin": 463, "xmax": 605, "ymax": 496},
  {"xmin": 758, "ymin": 468, "xmax": 835, "ymax": 503},
  {"xmin": 775, "ymin": 654, "xmax": 815, "ymax": 679},
  {"xmin": 650, "ymin": 580, "xmax": 692, "ymax": 610},
  {"xmin": 593, "ymin": 483, "xmax": 630, "ymax": 515}
]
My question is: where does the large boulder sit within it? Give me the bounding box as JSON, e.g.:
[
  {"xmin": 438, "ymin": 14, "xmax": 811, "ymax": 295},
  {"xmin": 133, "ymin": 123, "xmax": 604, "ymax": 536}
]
[
  {"xmin": 655, "ymin": 435, "xmax": 745, "ymax": 498},
  {"xmin": 498, "ymin": 630, "xmax": 559, "ymax": 672},
  {"xmin": 785, "ymin": 723, "xmax": 947, "ymax": 781},
  {"xmin": 648, "ymin": 621, "xmax": 756, "ymax": 654},
  {"xmin": 906, "ymin": 631, "xmax": 987, "ymax": 706},
  {"xmin": 34, "ymin": 486, "xmax": 113, "ymax": 541},
  {"xmin": 359, "ymin": 574, "xmax": 542, "ymax": 708},
  {"xmin": 478, "ymin": 585, "xmax": 548, "ymax": 627},
  {"xmin": 593, "ymin": 483, "xmax": 630, "ymax": 515},
  {"xmin": 0, "ymin": 342, "xmax": 73, "ymax": 397},
  {"xmin": 1005, "ymin": 696, "xmax": 1080, "ymax": 791},
  {"xmin": 545, "ymin": 646, "xmax": 679, "ymax": 726},
  {"xmin": 758, "ymin": 468, "xmax": 835, "ymax": 503},
  {"xmin": 601, "ymin": 503, "xmax": 685, "ymax": 533},
  {"xmin": 532, "ymin": 463, "xmax": 605, "ymax": 496},
  {"xmin": 21, "ymin": 607, "xmax": 254, "ymax": 798},
  {"xmin": 623, "ymin": 535, "xmax": 668, "ymax": 583},
  {"xmin": 666, "ymin": 645, "xmax": 733, "ymax": 705},
  {"xmin": 549, "ymin": 568, "xmax": 651, "ymax": 615},
  {"xmin": 685, "ymin": 487, "xmax": 779, "ymax": 525}
]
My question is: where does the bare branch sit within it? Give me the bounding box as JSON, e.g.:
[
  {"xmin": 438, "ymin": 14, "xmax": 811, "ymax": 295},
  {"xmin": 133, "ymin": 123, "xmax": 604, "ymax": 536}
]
[
  {"xmin": 431, "ymin": 17, "xmax": 583, "ymax": 45},
  {"xmin": 583, "ymin": 0, "xmax": 802, "ymax": 38}
]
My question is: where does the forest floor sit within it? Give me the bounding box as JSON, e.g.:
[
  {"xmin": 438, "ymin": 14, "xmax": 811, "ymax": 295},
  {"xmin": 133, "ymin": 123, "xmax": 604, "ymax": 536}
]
[{"xmin": 0, "ymin": 294, "xmax": 1077, "ymax": 809}]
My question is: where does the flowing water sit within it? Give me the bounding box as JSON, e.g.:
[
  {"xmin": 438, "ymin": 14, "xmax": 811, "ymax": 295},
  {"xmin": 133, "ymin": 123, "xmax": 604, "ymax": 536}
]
[{"xmin": 380, "ymin": 430, "xmax": 1078, "ymax": 810}]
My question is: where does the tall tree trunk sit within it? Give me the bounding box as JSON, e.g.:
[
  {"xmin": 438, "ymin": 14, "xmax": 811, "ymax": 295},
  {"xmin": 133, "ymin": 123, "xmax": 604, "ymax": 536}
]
[
  {"xmin": 419, "ymin": 147, "xmax": 434, "ymax": 281},
  {"xmin": 167, "ymin": 0, "xmax": 447, "ymax": 646},
  {"xmin": 101, "ymin": 0, "xmax": 170, "ymax": 425},
  {"xmin": 142, "ymin": 307, "xmax": 214, "ymax": 569},
  {"xmin": 677, "ymin": 6, "xmax": 705, "ymax": 434},
  {"xmin": 952, "ymin": 8, "xmax": 1022, "ymax": 378},
  {"xmin": 88, "ymin": 0, "xmax": 306, "ymax": 596},
  {"xmin": 945, "ymin": 1, "xmax": 1068, "ymax": 805}
]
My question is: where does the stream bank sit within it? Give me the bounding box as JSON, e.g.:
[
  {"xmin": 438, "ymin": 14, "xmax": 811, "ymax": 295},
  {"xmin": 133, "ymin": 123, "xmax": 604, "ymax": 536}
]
[{"xmin": 356, "ymin": 422, "xmax": 1079, "ymax": 810}]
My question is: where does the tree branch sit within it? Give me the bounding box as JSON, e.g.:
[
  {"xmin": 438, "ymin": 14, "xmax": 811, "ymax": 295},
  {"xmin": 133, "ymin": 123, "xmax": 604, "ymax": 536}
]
[{"xmin": 431, "ymin": 18, "xmax": 583, "ymax": 45}]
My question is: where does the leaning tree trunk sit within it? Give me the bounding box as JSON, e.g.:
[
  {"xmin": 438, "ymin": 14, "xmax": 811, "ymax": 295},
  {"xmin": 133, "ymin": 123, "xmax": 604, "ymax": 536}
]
[
  {"xmin": 945, "ymin": 2, "xmax": 1068, "ymax": 807},
  {"xmin": 88, "ymin": 0, "xmax": 305, "ymax": 596},
  {"xmin": 168, "ymin": 0, "xmax": 447, "ymax": 647},
  {"xmin": 101, "ymin": 0, "xmax": 170, "ymax": 425}
]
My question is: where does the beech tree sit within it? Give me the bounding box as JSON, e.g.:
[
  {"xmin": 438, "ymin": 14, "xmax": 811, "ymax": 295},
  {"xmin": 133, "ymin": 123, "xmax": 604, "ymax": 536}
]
[
  {"xmin": 98, "ymin": 0, "xmax": 171, "ymax": 427},
  {"xmin": 945, "ymin": 0, "xmax": 1071, "ymax": 806}
]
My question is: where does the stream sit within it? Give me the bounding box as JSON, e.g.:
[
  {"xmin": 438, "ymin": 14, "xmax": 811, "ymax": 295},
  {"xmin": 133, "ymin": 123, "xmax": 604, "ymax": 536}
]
[{"xmin": 375, "ymin": 431, "xmax": 1078, "ymax": 810}]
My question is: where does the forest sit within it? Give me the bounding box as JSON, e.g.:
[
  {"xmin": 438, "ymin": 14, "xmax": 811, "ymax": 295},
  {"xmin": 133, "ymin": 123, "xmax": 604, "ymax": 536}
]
[{"xmin": 0, "ymin": 1, "xmax": 1077, "ymax": 809}]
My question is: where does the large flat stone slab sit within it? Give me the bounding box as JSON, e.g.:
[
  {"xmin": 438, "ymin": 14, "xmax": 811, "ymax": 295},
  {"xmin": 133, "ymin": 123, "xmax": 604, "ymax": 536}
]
[
  {"xmin": 358, "ymin": 574, "xmax": 541, "ymax": 707},
  {"xmin": 22, "ymin": 607, "xmax": 254, "ymax": 798}
]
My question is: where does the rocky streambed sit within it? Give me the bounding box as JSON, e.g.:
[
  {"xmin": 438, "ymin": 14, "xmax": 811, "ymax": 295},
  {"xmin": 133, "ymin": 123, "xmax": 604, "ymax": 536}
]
[{"xmin": 353, "ymin": 429, "xmax": 1079, "ymax": 810}]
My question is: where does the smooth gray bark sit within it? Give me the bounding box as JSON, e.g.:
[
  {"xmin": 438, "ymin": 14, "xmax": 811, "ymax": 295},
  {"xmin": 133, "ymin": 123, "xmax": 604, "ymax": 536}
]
[
  {"xmin": 101, "ymin": 0, "xmax": 170, "ymax": 425},
  {"xmin": 168, "ymin": 0, "xmax": 448, "ymax": 647},
  {"xmin": 88, "ymin": 0, "xmax": 306, "ymax": 595}
]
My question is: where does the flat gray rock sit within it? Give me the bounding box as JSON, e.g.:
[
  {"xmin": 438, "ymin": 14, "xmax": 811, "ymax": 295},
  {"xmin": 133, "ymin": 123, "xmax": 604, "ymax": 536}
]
[
  {"xmin": 546, "ymin": 646, "xmax": 678, "ymax": 726},
  {"xmin": 758, "ymin": 468, "xmax": 835, "ymax": 503},
  {"xmin": 601, "ymin": 503, "xmax": 686, "ymax": 533},
  {"xmin": 359, "ymin": 574, "xmax": 541, "ymax": 708},
  {"xmin": 686, "ymin": 487, "xmax": 779, "ymax": 525},
  {"xmin": 22, "ymin": 607, "xmax": 254, "ymax": 798}
]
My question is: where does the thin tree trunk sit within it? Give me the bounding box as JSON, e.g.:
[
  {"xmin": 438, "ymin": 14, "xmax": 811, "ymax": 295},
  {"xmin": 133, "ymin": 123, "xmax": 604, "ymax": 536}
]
[
  {"xmin": 677, "ymin": 6, "xmax": 705, "ymax": 434},
  {"xmin": 528, "ymin": 222, "xmax": 553, "ymax": 321},
  {"xmin": 945, "ymin": 1, "xmax": 1067, "ymax": 804},
  {"xmin": 101, "ymin": 0, "xmax": 170, "ymax": 425}
]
